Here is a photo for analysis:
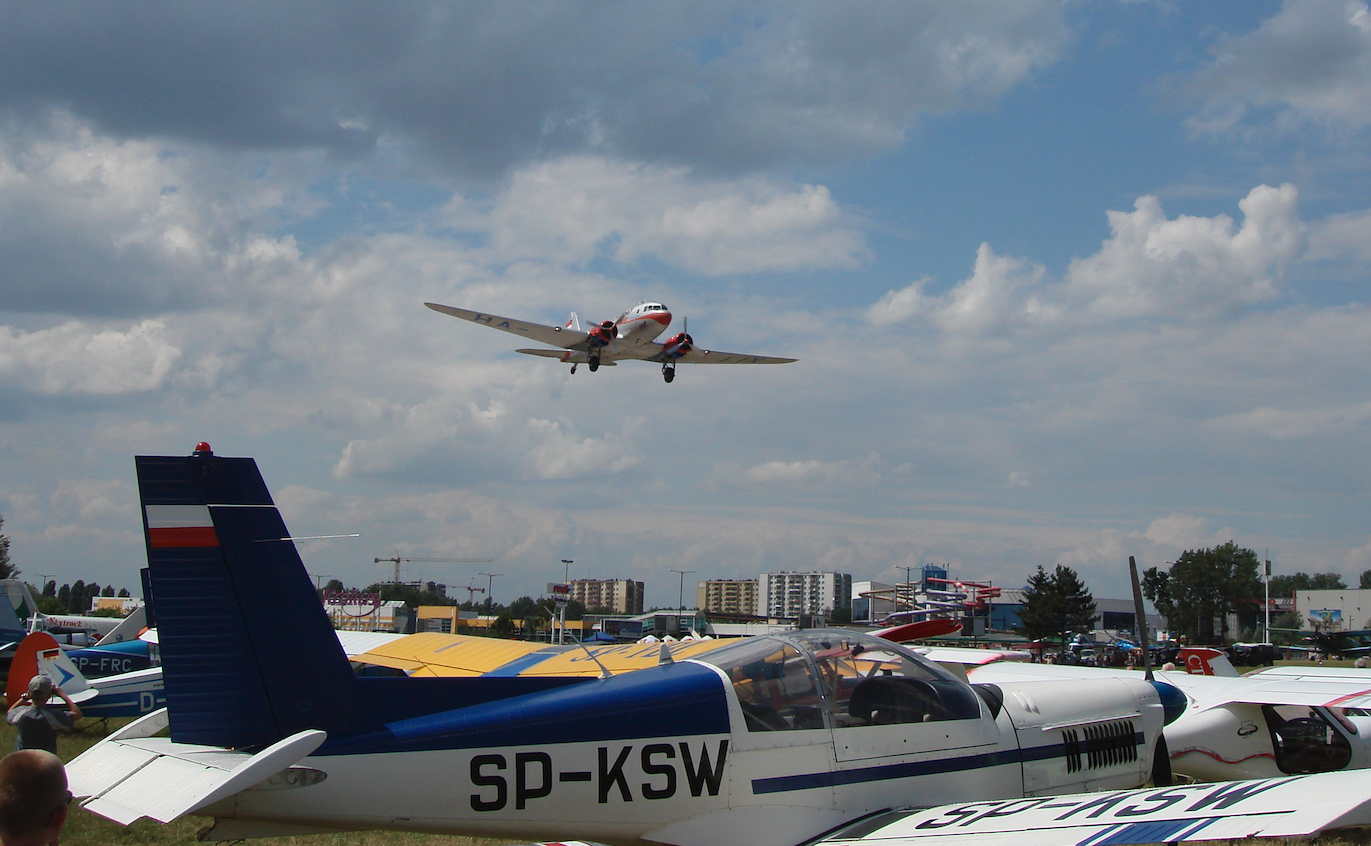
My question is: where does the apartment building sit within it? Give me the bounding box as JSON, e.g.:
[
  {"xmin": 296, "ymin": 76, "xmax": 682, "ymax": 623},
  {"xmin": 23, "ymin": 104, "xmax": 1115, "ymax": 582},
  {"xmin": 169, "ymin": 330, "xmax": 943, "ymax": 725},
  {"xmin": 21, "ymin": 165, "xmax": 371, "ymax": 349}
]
[
  {"xmin": 569, "ymin": 578, "xmax": 645, "ymax": 615},
  {"xmin": 696, "ymin": 578, "xmax": 759, "ymax": 615},
  {"xmin": 757, "ymin": 571, "xmax": 852, "ymax": 618}
]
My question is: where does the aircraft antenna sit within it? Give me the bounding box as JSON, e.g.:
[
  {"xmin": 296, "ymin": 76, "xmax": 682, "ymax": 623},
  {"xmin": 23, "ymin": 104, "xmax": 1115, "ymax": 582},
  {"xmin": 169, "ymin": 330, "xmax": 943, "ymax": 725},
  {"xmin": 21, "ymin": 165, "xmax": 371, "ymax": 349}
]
[
  {"xmin": 1129, "ymin": 556, "xmax": 1154, "ymax": 681},
  {"xmin": 577, "ymin": 642, "xmax": 614, "ymax": 679}
]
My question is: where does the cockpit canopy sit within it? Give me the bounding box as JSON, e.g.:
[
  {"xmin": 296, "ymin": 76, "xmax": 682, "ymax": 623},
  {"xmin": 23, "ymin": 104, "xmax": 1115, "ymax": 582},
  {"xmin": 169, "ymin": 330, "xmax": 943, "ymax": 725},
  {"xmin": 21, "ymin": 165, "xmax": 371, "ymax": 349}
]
[{"xmin": 698, "ymin": 629, "xmax": 983, "ymax": 732}]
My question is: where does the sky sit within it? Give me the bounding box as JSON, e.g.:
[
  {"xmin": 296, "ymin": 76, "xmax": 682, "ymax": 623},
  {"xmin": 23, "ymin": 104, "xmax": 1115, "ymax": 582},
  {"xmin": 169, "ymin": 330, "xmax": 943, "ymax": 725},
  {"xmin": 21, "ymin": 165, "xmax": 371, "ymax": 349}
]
[{"xmin": 3, "ymin": 1, "xmax": 1371, "ymax": 610}]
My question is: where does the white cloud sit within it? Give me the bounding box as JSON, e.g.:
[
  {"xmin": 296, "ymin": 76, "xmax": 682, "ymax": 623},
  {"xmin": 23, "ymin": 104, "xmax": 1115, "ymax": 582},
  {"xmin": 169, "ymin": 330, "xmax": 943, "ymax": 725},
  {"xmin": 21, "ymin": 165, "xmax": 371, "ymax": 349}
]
[
  {"xmin": 736, "ymin": 454, "xmax": 881, "ymax": 486},
  {"xmin": 479, "ymin": 157, "xmax": 868, "ymax": 274},
  {"xmin": 0, "ymin": 320, "xmax": 181, "ymax": 395},
  {"xmin": 1141, "ymin": 513, "xmax": 1232, "ymax": 551},
  {"xmin": 871, "ymin": 185, "xmax": 1307, "ymax": 333},
  {"xmin": 1181, "ymin": 0, "xmax": 1371, "ymax": 135},
  {"xmin": 1066, "ymin": 184, "xmax": 1304, "ymax": 319},
  {"xmin": 1206, "ymin": 400, "xmax": 1371, "ymax": 439}
]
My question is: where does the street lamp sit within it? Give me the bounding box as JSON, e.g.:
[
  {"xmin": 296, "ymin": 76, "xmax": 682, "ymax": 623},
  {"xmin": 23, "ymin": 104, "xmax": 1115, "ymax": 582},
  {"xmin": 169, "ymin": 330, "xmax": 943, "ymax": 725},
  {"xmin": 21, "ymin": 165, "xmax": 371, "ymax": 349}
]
[
  {"xmin": 479, "ymin": 572, "xmax": 502, "ymax": 611},
  {"xmin": 670, "ymin": 568, "xmax": 695, "ymax": 614},
  {"xmin": 561, "ymin": 559, "xmax": 573, "ymax": 583}
]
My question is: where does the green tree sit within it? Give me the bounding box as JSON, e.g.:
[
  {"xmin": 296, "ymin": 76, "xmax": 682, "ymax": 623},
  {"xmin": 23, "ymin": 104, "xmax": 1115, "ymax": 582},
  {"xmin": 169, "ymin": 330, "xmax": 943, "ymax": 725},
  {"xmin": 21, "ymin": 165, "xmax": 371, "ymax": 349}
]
[
  {"xmin": 1016, "ymin": 565, "xmax": 1097, "ymax": 652},
  {"xmin": 1270, "ymin": 572, "xmax": 1347, "ymax": 597},
  {"xmin": 1269, "ymin": 610, "xmax": 1304, "ymax": 645},
  {"xmin": 1143, "ymin": 542, "xmax": 1262, "ymax": 643},
  {"xmin": 0, "ymin": 515, "xmax": 14, "ymax": 580},
  {"xmin": 1360, "ymin": 570, "xmax": 1371, "ymax": 589}
]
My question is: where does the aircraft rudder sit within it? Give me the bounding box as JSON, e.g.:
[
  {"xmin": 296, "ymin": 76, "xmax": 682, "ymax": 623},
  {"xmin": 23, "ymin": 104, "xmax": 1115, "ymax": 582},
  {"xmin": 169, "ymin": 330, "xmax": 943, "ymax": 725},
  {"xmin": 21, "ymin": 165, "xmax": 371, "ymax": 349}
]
[{"xmin": 136, "ymin": 444, "xmax": 360, "ymax": 748}]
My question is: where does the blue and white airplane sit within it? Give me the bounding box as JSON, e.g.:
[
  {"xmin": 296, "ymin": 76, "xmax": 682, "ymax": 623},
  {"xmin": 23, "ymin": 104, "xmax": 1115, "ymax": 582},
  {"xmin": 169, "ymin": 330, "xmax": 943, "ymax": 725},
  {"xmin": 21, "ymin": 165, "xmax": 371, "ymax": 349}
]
[{"xmin": 67, "ymin": 444, "xmax": 1371, "ymax": 845}]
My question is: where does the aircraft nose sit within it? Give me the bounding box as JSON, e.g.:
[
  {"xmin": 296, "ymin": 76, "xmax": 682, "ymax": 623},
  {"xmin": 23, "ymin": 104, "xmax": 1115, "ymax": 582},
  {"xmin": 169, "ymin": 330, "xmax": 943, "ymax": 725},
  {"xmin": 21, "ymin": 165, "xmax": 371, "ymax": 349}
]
[{"xmin": 1149, "ymin": 680, "xmax": 1187, "ymax": 725}]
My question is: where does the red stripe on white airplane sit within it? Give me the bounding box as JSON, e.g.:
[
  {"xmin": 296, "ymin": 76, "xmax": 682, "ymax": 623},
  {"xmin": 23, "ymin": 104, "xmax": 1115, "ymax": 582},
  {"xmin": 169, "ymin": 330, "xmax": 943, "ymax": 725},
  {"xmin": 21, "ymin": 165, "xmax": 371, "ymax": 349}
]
[{"xmin": 145, "ymin": 505, "xmax": 219, "ymax": 549}]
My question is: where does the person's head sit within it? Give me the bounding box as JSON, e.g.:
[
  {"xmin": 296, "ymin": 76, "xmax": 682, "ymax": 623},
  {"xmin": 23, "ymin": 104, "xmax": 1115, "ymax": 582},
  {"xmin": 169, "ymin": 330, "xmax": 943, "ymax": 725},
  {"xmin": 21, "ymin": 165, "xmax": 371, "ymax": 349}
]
[
  {"xmin": 25, "ymin": 678, "xmax": 52, "ymax": 708},
  {"xmin": 0, "ymin": 750, "xmax": 69, "ymax": 846}
]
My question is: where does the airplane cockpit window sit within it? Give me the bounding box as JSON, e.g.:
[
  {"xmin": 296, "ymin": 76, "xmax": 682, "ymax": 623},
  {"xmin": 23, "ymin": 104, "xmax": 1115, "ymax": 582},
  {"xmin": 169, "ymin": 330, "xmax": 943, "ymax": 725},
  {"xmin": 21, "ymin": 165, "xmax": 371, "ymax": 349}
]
[
  {"xmin": 700, "ymin": 630, "xmax": 982, "ymax": 732},
  {"xmin": 788, "ymin": 631, "xmax": 982, "ymax": 728},
  {"xmin": 700, "ymin": 637, "xmax": 825, "ymax": 731},
  {"xmin": 1263, "ymin": 705, "xmax": 1352, "ymax": 774}
]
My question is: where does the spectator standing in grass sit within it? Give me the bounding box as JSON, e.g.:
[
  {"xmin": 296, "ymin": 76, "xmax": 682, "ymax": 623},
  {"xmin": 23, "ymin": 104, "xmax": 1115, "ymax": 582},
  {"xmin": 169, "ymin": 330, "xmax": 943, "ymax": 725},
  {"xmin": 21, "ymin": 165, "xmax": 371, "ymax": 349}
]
[
  {"xmin": 5, "ymin": 678, "xmax": 80, "ymax": 754},
  {"xmin": 0, "ymin": 750, "xmax": 70, "ymax": 846}
]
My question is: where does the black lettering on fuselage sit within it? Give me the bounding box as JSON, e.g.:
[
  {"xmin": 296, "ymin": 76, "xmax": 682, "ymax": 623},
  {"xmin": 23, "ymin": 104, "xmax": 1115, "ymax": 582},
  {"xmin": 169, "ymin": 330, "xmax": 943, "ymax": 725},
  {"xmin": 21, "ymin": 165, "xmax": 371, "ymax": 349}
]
[
  {"xmin": 679, "ymin": 740, "xmax": 727, "ymax": 797},
  {"xmin": 470, "ymin": 754, "xmax": 507, "ymax": 812},
  {"xmin": 641, "ymin": 744, "xmax": 676, "ymax": 800},
  {"xmin": 515, "ymin": 752, "xmax": 552, "ymax": 809},
  {"xmin": 599, "ymin": 746, "xmax": 633, "ymax": 803}
]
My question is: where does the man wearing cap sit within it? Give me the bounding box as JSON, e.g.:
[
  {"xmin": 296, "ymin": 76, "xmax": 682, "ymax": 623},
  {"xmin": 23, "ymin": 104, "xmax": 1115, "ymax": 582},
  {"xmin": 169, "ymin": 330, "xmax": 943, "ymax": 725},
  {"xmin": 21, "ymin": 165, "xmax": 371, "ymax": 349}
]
[{"xmin": 5, "ymin": 678, "xmax": 81, "ymax": 754}]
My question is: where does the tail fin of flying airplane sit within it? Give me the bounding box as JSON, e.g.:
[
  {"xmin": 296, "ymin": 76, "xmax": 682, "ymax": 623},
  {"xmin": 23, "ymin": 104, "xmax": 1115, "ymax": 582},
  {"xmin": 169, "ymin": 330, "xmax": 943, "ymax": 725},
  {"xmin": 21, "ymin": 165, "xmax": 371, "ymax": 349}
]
[
  {"xmin": 136, "ymin": 443, "xmax": 361, "ymax": 749},
  {"xmin": 565, "ymin": 311, "xmax": 582, "ymax": 332}
]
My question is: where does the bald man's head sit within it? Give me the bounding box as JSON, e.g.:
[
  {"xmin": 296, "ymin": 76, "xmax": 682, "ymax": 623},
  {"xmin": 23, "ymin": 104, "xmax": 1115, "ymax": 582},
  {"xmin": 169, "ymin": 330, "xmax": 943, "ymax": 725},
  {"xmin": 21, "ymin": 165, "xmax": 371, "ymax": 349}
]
[{"xmin": 0, "ymin": 751, "xmax": 69, "ymax": 846}]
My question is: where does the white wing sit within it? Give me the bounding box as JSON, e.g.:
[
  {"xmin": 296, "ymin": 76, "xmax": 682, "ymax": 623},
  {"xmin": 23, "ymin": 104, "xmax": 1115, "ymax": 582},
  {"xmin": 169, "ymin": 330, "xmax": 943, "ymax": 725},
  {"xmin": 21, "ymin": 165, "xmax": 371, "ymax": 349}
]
[
  {"xmin": 810, "ymin": 770, "xmax": 1371, "ymax": 846},
  {"xmin": 425, "ymin": 303, "xmax": 591, "ymax": 351}
]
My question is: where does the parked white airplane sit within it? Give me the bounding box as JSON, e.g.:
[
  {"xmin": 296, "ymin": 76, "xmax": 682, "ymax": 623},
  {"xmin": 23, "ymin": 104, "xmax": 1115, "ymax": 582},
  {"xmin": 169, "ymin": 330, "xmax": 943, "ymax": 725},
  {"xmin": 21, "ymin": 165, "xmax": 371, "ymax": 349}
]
[
  {"xmin": 968, "ymin": 659, "xmax": 1371, "ymax": 784},
  {"xmin": 64, "ymin": 444, "xmax": 1371, "ymax": 846},
  {"xmin": 425, "ymin": 301, "xmax": 796, "ymax": 382}
]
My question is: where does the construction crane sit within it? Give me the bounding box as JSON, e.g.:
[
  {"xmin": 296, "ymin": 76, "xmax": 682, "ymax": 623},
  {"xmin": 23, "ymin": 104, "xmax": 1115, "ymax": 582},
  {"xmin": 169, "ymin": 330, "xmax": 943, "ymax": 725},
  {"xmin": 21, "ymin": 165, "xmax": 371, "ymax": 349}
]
[
  {"xmin": 372, "ymin": 556, "xmax": 494, "ymax": 586},
  {"xmin": 461, "ymin": 582, "xmax": 487, "ymax": 604}
]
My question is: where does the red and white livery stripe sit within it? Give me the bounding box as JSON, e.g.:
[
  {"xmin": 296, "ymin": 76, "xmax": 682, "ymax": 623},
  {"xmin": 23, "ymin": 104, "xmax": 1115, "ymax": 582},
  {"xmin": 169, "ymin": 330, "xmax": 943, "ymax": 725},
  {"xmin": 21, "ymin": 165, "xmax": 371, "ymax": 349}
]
[{"xmin": 145, "ymin": 505, "xmax": 219, "ymax": 549}]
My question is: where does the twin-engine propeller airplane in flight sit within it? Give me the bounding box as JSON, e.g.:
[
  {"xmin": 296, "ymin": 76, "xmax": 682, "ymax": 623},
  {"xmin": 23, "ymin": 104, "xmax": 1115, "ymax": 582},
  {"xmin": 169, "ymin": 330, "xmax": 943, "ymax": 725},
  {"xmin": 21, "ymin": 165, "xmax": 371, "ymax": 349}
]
[
  {"xmin": 65, "ymin": 443, "xmax": 1371, "ymax": 846},
  {"xmin": 425, "ymin": 301, "xmax": 796, "ymax": 382}
]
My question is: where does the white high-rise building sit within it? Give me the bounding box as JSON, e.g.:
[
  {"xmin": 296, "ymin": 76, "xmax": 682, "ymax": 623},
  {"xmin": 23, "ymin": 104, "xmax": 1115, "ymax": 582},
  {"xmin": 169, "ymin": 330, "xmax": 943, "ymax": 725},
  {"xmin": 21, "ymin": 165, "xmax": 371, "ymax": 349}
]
[{"xmin": 757, "ymin": 571, "xmax": 852, "ymax": 618}]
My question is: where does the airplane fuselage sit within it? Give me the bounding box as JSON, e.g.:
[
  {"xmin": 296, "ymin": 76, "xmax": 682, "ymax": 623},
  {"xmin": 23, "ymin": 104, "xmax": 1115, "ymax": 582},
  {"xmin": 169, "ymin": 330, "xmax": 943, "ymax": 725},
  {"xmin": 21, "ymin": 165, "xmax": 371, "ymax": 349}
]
[{"xmin": 199, "ymin": 633, "xmax": 1175, "ymax": 846}]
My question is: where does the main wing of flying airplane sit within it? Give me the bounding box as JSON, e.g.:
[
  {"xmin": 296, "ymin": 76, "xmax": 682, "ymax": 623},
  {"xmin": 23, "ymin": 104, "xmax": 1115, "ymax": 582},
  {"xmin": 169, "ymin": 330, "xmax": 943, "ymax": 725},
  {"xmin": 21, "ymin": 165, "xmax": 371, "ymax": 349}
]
[
  {"xmin": 424, "ymin": 301, "xmax": 796, "ymax": 382},
  {"xmin": 63, "ymin": 443, "xmax": 1371, "ymax": 846}
]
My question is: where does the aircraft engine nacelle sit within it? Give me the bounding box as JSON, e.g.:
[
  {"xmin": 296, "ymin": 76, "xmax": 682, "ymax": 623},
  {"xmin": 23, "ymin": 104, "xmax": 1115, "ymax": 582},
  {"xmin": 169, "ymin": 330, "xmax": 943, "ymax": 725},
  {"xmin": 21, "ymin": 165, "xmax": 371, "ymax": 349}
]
[
  {"xmin": 662, "ymin": 332, "xmax": 693, "ymax": 358},
  {"xmin": 586, "ymin": 320, "xmax": 619, "ymax": 349},
  {"xmin": 992, "ymin": 677, "xmax": 1173, "ymax": 796}
]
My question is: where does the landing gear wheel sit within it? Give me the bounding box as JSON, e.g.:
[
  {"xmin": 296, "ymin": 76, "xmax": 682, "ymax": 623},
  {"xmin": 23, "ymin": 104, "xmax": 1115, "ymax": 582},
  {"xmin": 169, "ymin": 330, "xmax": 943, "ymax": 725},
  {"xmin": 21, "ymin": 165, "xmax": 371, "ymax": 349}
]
[
  {"xmin": 588, "ymin": 355, "xmax": 600, "ymax": 372},
  {"xmin": 570, "ymin": 364, "xmax": 578, "ymax": 374},
  {"xmin": 662, "ymin": 363, "xmax": 675, "ymax": 383}
]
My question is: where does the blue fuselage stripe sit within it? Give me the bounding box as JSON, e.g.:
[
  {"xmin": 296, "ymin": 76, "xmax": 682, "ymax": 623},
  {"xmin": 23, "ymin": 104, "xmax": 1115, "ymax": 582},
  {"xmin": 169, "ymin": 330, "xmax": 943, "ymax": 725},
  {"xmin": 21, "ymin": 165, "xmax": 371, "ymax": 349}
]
[{"xmin": 751, "ymin": 733, "xmax": 1145, "ymax": 795}]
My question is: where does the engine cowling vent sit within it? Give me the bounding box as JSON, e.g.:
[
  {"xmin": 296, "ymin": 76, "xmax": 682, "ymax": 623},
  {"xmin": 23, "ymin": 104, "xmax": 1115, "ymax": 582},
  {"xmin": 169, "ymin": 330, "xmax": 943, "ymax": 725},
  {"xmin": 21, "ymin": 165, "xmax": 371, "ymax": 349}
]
[{"xmin": 1062, "ymin": 720, "xmax": 1137, "ymax": 774}]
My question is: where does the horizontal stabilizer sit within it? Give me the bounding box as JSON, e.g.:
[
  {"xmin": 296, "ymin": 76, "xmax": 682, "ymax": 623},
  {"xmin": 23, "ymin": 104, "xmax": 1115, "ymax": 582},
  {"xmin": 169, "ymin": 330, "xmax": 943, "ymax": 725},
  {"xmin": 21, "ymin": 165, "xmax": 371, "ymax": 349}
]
[
  {"xmin": 516, "ymin": 348, "xmax": 616, "ymax": 365},
  {"xmin": 71, "ymin": 713, "xmax": 326, "ymax": 825}
]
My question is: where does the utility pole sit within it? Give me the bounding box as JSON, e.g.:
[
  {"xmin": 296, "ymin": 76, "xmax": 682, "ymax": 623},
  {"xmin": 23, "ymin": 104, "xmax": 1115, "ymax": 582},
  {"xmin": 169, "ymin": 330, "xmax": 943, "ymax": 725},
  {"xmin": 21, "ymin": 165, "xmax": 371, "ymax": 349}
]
[
  {"xmin": 35, "ymin": 574, "xmax": 55, "ymax": 596},
  {"xmin": 557, "ymin": 560, "xmax": 574, "ymax": 646},
  {"xmin": 670, "ymin": 568, "xmax": 695, "ymax": 614},
  {"xmin": 479, "ymin": 572, "xmax": 503, "ymax": 609},
  {"xmin": 1264, "ymin": 555, "xmax": 1272, "ymax": 644},
  {"xmin": 311, "ymin": 573, "xmax": 333, "ymax": 592},
  {"xmin": 900, "ymin": 565, "xmax": 915, "ymax": 612}
]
